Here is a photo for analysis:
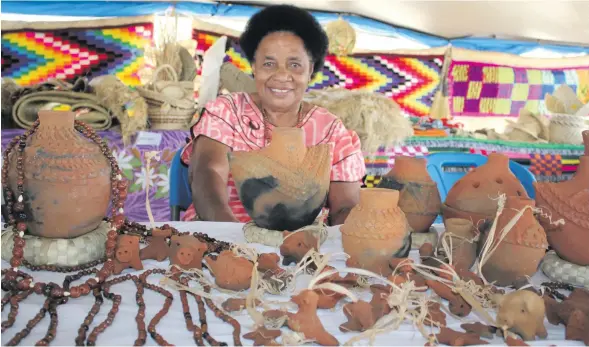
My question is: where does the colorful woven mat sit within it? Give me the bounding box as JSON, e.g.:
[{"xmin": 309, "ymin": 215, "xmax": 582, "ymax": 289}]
[
  {"xmin": 448, "ymin": 60, "xmax": 589, "ymax": 117},
  {"xmin": 193, "ymin": 30, "xmax": 443, "ymax": 118},
  {"xmin": 1, "ymin": 23, "xmax": 152, "ymax": 86}
]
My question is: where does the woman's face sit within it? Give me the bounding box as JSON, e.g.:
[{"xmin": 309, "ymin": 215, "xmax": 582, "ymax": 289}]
[{"xmin": 252, "ymin": 31, "xmax": 313, "ymax": 112}]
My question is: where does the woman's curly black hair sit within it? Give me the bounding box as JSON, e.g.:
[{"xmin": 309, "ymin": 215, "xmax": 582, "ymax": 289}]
[{"xmin": 239, "ymin": 5, "xmax": 328, "ymax": 76}]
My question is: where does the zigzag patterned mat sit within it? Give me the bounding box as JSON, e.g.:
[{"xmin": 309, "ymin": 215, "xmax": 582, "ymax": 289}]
[
  {"xmin": 193, "ymin": 30, "xmax": 443, "ymax": 118},
  {"xmin": 448, "ymin": 60, "xmax": 589, "ymax": 117},
  {"xmin": 1, "ymin": 23, "xmax": 153, "ymax": 86}
]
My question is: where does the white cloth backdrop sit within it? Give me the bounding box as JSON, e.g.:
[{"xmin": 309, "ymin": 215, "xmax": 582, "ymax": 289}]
[{"xmin": 0, "ymin": 222, "xmax": 578, "ymax": 346}]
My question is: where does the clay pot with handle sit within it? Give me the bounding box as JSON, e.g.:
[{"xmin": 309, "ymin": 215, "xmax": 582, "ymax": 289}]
[
  {"xmin": 6, "ymin": 110, "xmax": 111, "ymax": 238},
  {"xmin": 534, "ymin": 130, "xmax": 589, "ymax": 265},
  {"xmin": 442, "ymin": 153, "xmax": 528, "ymax": 231}
]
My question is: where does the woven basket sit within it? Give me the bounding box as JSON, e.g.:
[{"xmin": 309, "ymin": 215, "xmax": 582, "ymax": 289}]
[
  {"xmin": 549, "ymin": 113, "xmax": 589, "ymax": 145},
  {"xmin": 137, "ymin": 64, "xmax": 196, "ymax": 130}
]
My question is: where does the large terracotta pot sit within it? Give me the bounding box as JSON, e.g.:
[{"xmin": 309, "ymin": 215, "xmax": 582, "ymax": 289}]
[
  {"xmin": 377, "ymin": 156, "xmax": 441, "ymax": 233},
  {"xmin": 340, "ymin": 188, "xmax": 410, "ymax": 276},
  {"xmin": 479, "ymin": 196, "xmax": 548, "ymax": 286},
  {"xmin": 534, "ymin": 130, "xmax": 589, "ymax": 265},
  {"xmin": 442, "ymin": 153, "xmax": 528, "ymax": 231},
  {"xmin": 228, "ymin": 127, "xmax": 331, "ymax": 231},
  {"xmin": 6, "ymin": 110, "xmax": 111, "ymax": 238}
]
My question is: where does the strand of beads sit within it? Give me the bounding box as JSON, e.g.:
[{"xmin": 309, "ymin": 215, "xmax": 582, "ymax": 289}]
[
  {"xmin": 1, "ymin": 119, "xmax": 126, "ymax": 305},
  {"xmin": 203, "ymin": 286, "xmax": 240, "ymax": 346},
  {"xmin": 179, "ymin": 277, "xmax": 205, "ymax": 345},
  {"xmin": 141, "ymin": 269, "xmax": 174, "ymax": 346}
]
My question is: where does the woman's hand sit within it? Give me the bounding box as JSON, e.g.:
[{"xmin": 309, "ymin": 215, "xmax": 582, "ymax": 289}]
[
  {"xmin": 188, "ymin": 136, "xmax": 239, "ymax": 222},
  {"xmin": 326, "ymin": 181, "xmax": 361, "ymax": 225}
]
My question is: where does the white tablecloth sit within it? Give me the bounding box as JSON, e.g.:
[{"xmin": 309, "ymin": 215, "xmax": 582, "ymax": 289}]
[{"xmin": 1, "ymin": 222, "xmax": 578, "ymax": 346}]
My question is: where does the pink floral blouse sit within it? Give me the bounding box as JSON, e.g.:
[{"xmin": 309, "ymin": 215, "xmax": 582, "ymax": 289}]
[{"xmin": 181, "ymin": 92, "xmax": 366, "ymax": 222}]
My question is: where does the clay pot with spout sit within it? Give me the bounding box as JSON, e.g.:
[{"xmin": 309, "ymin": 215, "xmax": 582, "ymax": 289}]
[
  {"xmin": 479, "ymin": 196, "xmax": 548, "ymax": 286},
  {"xmin": 442, "ymin": 153, "xmax": 528, "ymax": 231},
  {"xmin": 228, "ymin": 127, "xmax": 331, "ymax": 231},
  {"xmin": 377, "ymin": 156, "xmax": 441, "ymax": 233},
  {"xmin": 6, "ymin": 110, "xmax": 111, "ymax": 238},
  {"xmin": 340, "ymin": 188, "xmax": 411, "ymax": 276},
  {"xmin": 534, "ymin": 130, "xmax": 589, "ymax": 266}
]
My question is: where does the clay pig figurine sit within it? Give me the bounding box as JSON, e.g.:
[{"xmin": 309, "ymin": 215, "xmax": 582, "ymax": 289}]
[
  {"xmin": 169, "ymin": 235, "xmax": 208, "ymax": 272},
  {"xmin": 140, "ymin": 227, "xmax": 172, "ymax": 262},
  {"xmin": 493, "ymin": 290, "xmax": 548, "ymax": 341},
  {"xmin": 113, "ymin": 234, "xmax": 143, "ymax": 275},
  {"xmin": 280, "ymin": 230, "xmax": 319, "ymax": 266}
]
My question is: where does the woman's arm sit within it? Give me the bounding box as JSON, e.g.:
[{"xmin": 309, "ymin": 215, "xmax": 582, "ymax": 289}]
[
  {"xmin": 188, "ymin": 136, "xmax": 238, "ymax": 222},
  {"xmin": 327, "ymin": 181, "xmax": 361, "ymax": 225}
]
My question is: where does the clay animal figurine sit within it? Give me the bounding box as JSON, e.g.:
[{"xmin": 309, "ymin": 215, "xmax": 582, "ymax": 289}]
[
  {"xmin": 423, "ymin": 302, "xmax": 446, "ymax": 327},
  {"xmin": 169, "ymin": 235, "xmax": 208, "ymax": 272},
  {"xmin": 205, "ymin": 250, "xmax": 254, "ymax": 291},
  {"xmin": 428, "ymin": 327, "xmax": 488, "ymax": 346},
  {"xmin": 257, "ymin": 253, "xmax": 282, "ymax": 274},
  {"xmin": 426, "ymin": 279, "xmax": 472, "ymax": 317},
  {"xmin": 243, "ymin": 326, "xmax": 282, "ymax": 346},
  {"xmin": 565, "ymin": 309, "xmax": 589, "ymax": 346},
  {"xmin": 279, "ymin": 230, "xmax": 319, "ymax": 266},
  {"xmin": 493, "ymin": 290, "xmax": 547, "ymax": 341},
  {"xmin": 461, "ymin": 322, "xmax": 497, "ymax": 339},
  {"xmin": 339, "ymin": 300, "xmax": 376, "ymax": 332},
  {"xmin": 287, "ymin": 290, "xmax": 339, "ymax": 346},
  {"xmin": 369, "ymin": 284, "xmax": 392, "ymax": 321},
  {"xmin": 113, "ymin": 234, "xmax": 143, "ymax": 275},
  {"xmin": 221, "ymin": 297, "xmax": 261, "ymax": 312},
  {"xmin": 139, "ymin": 227, "xmax": 172, "ymax": 262}
]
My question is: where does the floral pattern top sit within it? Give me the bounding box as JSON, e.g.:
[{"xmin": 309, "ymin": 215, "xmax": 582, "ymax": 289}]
[{"xmin": 181, "ymin": 92, "xmax": 365, "ymax": 222}]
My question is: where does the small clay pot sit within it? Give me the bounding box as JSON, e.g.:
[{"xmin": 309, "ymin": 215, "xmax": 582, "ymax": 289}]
[
  {"xmin": 534, "ymin": 131, "xmax": 589, "ymax": 266},
  {"xmin": 205, "ymin": 250, "xmax": 254, "ymax": 291},
  {"xmin": 228, "ymin": 127, "xmax": 331, "ymax": 231},
  {"xmin": 340, "ymin": 188, "xmax": 410, "ymax": 276},
  {"xmin": 479, "ymin": 197, "xmax": 548, "ymax": 286},
  {"xmin": 437, "ymin": 218, "xmax": 478, "ymax": 271},
  {"xmin": 443, "ymin": 153, "xmax": 528, "ymax": 231},
  {"xmin": 377, "ymin": 156, "xmax": 441, "ymax": 233}
]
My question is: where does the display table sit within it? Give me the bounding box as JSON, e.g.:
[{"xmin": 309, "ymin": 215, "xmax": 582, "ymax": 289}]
[{"xmin": 0, "ymin": 222, "xmax": 577, "ymax": 346}]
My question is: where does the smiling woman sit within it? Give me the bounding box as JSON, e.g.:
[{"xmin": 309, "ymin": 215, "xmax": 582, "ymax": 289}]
[{"xmin": 181, "ymin": 5, "xmax": 366, "ymax": 227}]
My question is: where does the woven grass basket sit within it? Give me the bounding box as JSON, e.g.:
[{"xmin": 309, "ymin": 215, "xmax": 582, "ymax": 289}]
[
  {"xmin": 549, "ymin": 113, "xmax": 589, "ymax": 145},
  {"xmin": 137, "ymin": 64, "xmax": 196, "ymax": 130}
]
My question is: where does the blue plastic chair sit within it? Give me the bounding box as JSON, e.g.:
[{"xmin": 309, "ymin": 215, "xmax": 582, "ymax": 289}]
[
  {"xmin": 169, "ymin": 149, "xmax": 192, "ymax": 221},
  {"xmin": 426, "ymin": 152, "xmax": 536, "ymax": 203}
]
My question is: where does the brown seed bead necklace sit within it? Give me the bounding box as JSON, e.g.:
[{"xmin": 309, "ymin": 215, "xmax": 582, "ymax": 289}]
[
  {"xmin": 541, "ymin": 281, "xmax": 575, "ymax": 301},
  {"xmin": 179, "ymin": 277, "xmax": 205, "ymax": 345},
  {"xmin": 204, "ymin": 285, "xmax": 242, "ymax": 346},
  {"xmin": 1, "ymin": 119, "xmax": 126, "ymax": 303}
]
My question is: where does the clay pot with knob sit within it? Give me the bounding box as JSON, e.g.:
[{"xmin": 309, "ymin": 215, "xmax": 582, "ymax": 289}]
[
  {"xmin": 479, "ymin": 196, "xmax": 548, "ymax": 286},
  {"xmin": 228, "ymin": 127, "xmax": 331, "ymax": 231},
  {"xmin": 6, "ymin": 110, "xmax": 111, "ymax": 238},
  {"xmin": 442, "ymin": 153, "xmax": 528, "ymax": 231},
  {"xmin": 340, "ymin": 188, "xmax": 411, "ymax": 276},
  {"xmin": 534, "ymin": 130, "xmax": 589, "ymax": 265},
  {"xmin": 376, "ymin": 156, "xmax": 441, "ymax": 233}
]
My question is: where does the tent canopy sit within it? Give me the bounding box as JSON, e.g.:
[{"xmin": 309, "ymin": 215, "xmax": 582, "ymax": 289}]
[
  {"xmin": 232, "ymin": 1, "xmax": 589, "ymax": 46},
  {"xmin": 2, "ymin": 0, "xmax": 589, "ymax": 54}
]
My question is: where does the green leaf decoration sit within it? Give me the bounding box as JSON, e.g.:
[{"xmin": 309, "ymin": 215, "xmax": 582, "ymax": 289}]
[
  {"xmin": 123, "ymin": 169, "xmax": 134, "ymax": 181},
  {"xmin": 129, "ymin": 157, "xmax": 142, "ymax": 168}
]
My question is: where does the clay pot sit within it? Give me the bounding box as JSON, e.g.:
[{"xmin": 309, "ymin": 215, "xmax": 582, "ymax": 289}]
[
  {"xmin": 228, "ymin": 127, "xmax": 331, "ymax": 231},
  {"xmin": 480, "ymin": 196, "xmax": 548, "ymax": 286},
  {"xmin": 437, "ymin": 218, "xmax": 478, "ymax": 271},
  {"xmin": 6, "ymin": 110, "xmax": 111, "ymax": 238},
  {"xmin": 534, "ymin": 130, "xmax": 589, "ymax": 266},
  {"xmin": 443, "ymin": 153, "xmax": 528, "ymax": 231},
  {"xmin": 205, "ymin": 250, "xmax": 254, "ymax": 291},
  {"xmin": 340, "ymin": 188, "xmax": 410, "ymax": 276},
  {"xmin": 377, "ymin": 156, "xmax": 441, "ymax": 233}
]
